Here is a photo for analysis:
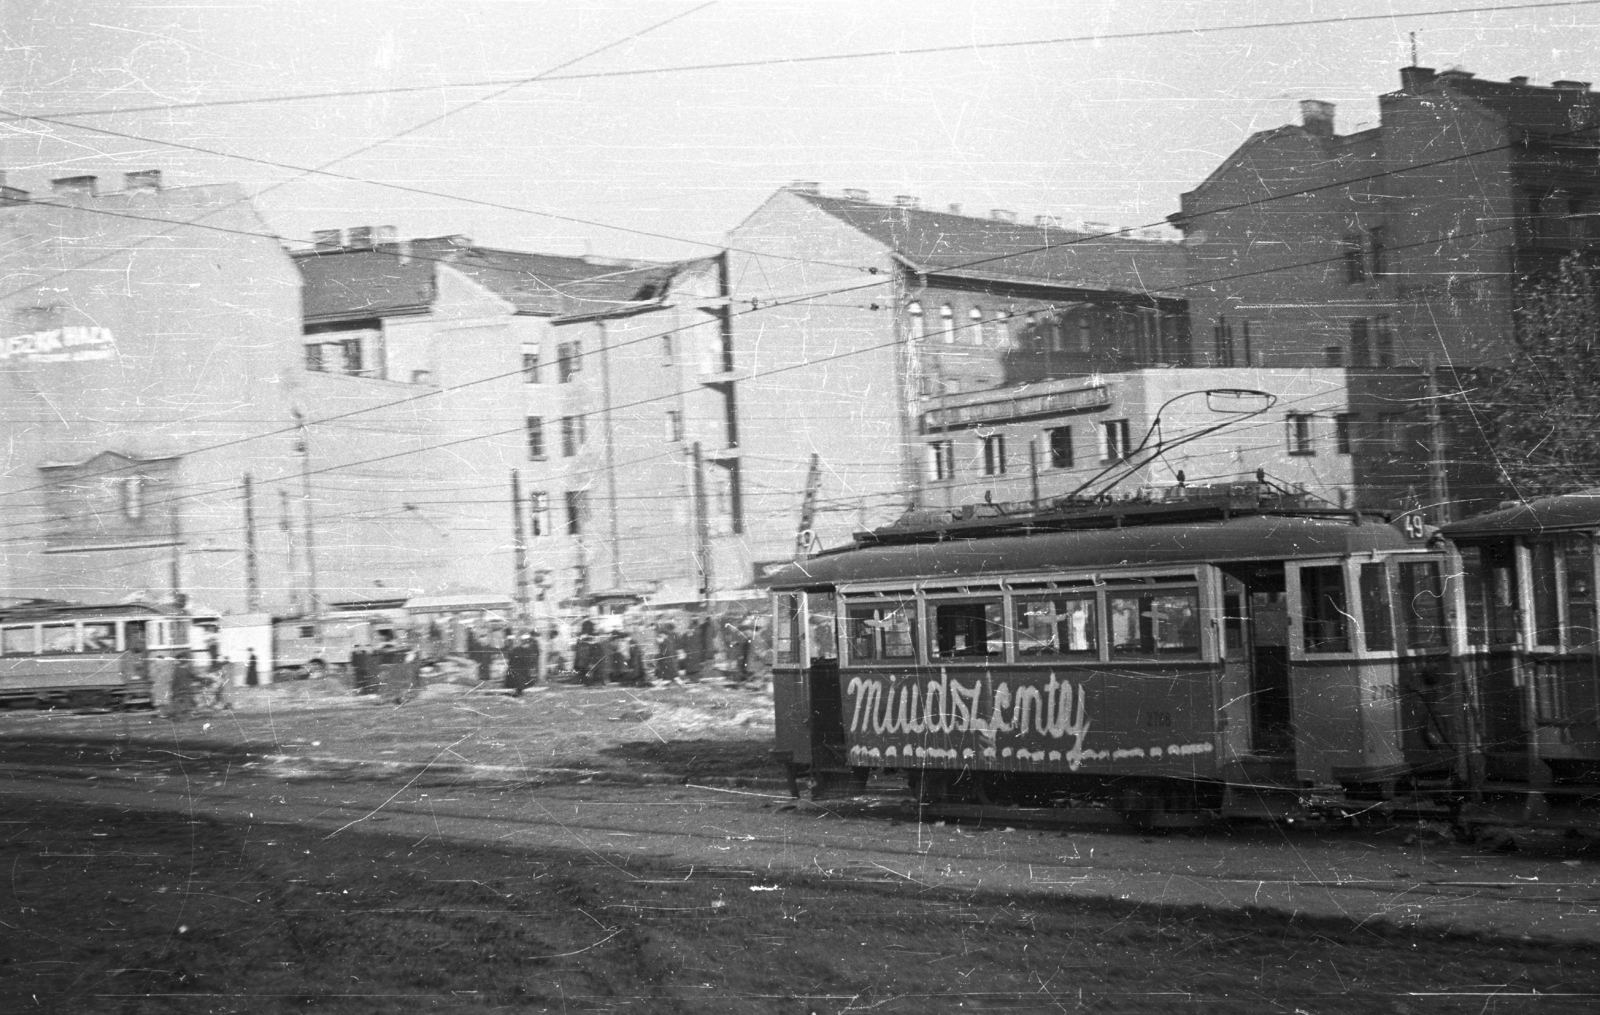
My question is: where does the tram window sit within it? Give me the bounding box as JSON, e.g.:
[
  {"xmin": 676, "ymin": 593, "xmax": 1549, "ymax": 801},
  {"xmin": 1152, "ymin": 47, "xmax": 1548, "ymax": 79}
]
[
  {"xmin": 124, "ymin": 622, "xmax": 147, "ymax": 653},
  {"xmin": 1, "ymin": 626, "xmax": 37, "ymax": 655},
  {"xmin": 1460, "ymin": 546, "xmax": 1518, "ymax": 645},
  {"xmin": 1397, "ymin": 561, "xmax": 1447, "ymax": 649},
  {"xmin": 845, "ymin": 603, "xmax": 917, "ymax": 662},
  {"xmin": 1359, "ymin": 563, "xmax": 1395, "ymax": 651},
  {"xmin": 773, "ymin": 595, "xmax": 801, "ymax": 665},
  {"xmin": 40, "ymin": 623, "xmax": 78, "ymax": 654},
  {"xmin": 805, "ymin": 592, "xmax": 839, "ymax": 664},
  {"xmin": 1109, "ymin": 590, "xmax": 1200, "ymax": 657},
  {"xmin": 1562, "ymin": 538, "xmax": 1597, "ymax": 651},
  {"xmin": 932, "ymin": 600, "xmax": 1005, "ymax": 659},
  {"xmin": 82, "ymin": 623, "xmax": 117, "ymax": 652},
  {"xmin": 1531, "ymin": 542, "xmax": 1560, "ymax": 647},
  {"xmin": 1298, "ymin": 566, "xmax": 1350, "ymax": 653},
  {"xmin": 1015, "ymin": 594, "xmax": 1098, "ymax": 659}
]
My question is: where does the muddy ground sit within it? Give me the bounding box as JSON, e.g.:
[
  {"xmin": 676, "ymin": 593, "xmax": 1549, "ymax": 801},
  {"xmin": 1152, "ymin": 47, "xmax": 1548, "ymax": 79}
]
[{"xmin": 5, "ymin": 794, "xmax": 1598, "ymax": 1014}]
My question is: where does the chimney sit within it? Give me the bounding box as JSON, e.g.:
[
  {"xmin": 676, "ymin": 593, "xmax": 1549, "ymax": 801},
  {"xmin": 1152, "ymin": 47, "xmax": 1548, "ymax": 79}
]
[
  {"xmin": 990, "ymin": 208, "xmax": 1017, "ymax": 223},
  {"xmin": 893, "ymin": 194, "xmax": 919, "ymax": 209},
  {"xmin": 345, "ymin": 226, "xmax": 375, "ymax": 249},
  {"xmin": 1034, "ymin": 214, "xmax": 1062, "ymax": 228},
  {"xmin": 786, "ymin": 180, "xmax": 820, "ymax": 194},
  {"xmin": 1552, "ymin": 80, "xmax": 1592, "ymax": 91},
  {"xmin": 372, "ymin": 225, "xmax": 399, "ymax": 251},
  {"xmin": 123, "ymin": 170, "xmax": 161, "ymax": 191},
  {"xmin": 1400, "ymin": 65, "xmax": 1436, "ymax": 92},
  {"xmin": 1300, "ymin": 99, "xmax": 1336, "ymax": 138},
  {"xmin": 312, "ymin": 229, "xmax": 342, "ymax": 251},
  {"xmin": 1509, "ymin": 76, "xmax": 1529, "ymax": 86},
  {"xmin": 841, "ymin": 188, "xmax": 869, "ymax": 201},
  {"xmin": 947, "ymin": 203, "xmax": 962, "ymax": 215},
  {"xmin": 51, "ymin": 175, "xmax": 98, "ymax": 198}
]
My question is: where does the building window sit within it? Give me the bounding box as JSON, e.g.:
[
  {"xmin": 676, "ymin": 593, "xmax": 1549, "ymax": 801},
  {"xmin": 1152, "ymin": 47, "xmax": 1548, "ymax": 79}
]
[
  {"xmin": 1324, "ymin": 345, "xmax": 1345, "ymax": 367},
  {"xmin": 527, "ymin": 491, "xmax": 550, "ymax": 537},
  {"xmin": 661, "ymin": 333, "xmax": 674, "ymax": 364},
  {"xmin": 994, "ymin": 312, "xmax": 1011, "ymax": 348},
  {"xmin": 1287, "ymin": 413, "xmax": 1315, "ymax": 456},
  {"xmin": 1368, "ymin": 226, "xmax": 1387, "ymax": 276},
  {"xmin": 982, "ymin": 434, "xmax": 1006, "ymax": 476},
  {"xmin": 1335, "ymin": 413, "xmax": 1354, "ymax": 454},
  {"xmin": 411, "ymin": 369, "xmax": 432, "ymax": 385},
  {"xmin": 1048, "ymin": 426, "xmax": 1073, "ymax": 468},
  {"xmin": 522, "ymin": 350, "xmax": 541, "ymax": 383},
  {"xmin": 557, "ymin": 341, "xmax": 582, "ymax": 382},
  {"xmin": 525, "ymin": 416, "xmax": 546, "ymax": 461},
  {"xmin": 304, "ymin": 344, "xmax": 324, "ymax": 372},
  {"xmin": 560, "ymin": 415, "xmax": 586, "ymax": 457},
  {"xmin": 665, "ymin": 409, "xmax": 684, "ymax": 443},
  {"xmin": 928, "ymin": 440, "xmax": 955, "ymax": 481},
  {"xmin": 1375, "ymin": 315, "xmax": 1395, "ymax": 367},
  {"xmin": 564, "ymin": 490, "xmax": 587, "ymax": 536},
  {"xmin": 1349, "ymin": 318, "xmax": 1370, "ymax": 367},
  {"xmin": 1213, "ymin": 317, "xmax": 1234, "ymax": 367},
  {"xmin": 939, "ymin": 304, "xmax": 955, "ymax": 343},
  {"xmin": 907, "ymin": 301, "xmax": 925, "ymax": 340},
  {"xmin": 1100, "ymin": 419, "xmax": 1130, "ymax": 463},
  {"xmin": 340, "ymin": 339, "xmax": 363, "ymax": 375},
  {"xmin": 1343, "ymin": 235, "xmax": 1366, "ymax": 283},
  {"xmin": 972, "ymin": 307, "xmax": 989, "ymax": 345},
  {"xmin": 121, "ymin": 476, "xmax": 144, "ymax": 521}
]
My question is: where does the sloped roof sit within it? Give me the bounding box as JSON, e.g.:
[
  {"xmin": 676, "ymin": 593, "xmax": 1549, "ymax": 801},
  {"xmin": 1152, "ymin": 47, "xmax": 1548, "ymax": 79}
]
[
  {"xmin": 296, "ymin": 247, "xmax": 437, "ymax": 322},
  {"xmin": 1430, "ymin": 72, "xmax": 1600, "ymax": 142},
  {"xmin": 296, "ymin": 237, "xmax": 686, "ymax": 323},
  {"xmin": 1441, "ymin": 492, "xmax": 1600, "ymax": 539},
  {"xmin": 795, "ymin": 192, "xmax": 1185, "ymax": 295}
]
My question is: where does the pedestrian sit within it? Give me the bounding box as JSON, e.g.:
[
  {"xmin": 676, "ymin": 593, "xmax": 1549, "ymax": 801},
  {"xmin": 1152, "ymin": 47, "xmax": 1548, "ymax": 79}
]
[
  {"xmin": 209, "ymin": 657, "xmax": 233, "ymax": 709},
  {"xmin": 350, "ymin": 643, "xmax": 371, "ymax": 693},
  {"xmin": 525, "ymin": 631, "xmax": 542, "ymax": 687},
  {"xmin": 245, "ymin": 648, "xmax": 260, "ymax": 688},
  {"xmin": 169, "ymin": 652, "xmax": 197, "ymax": 719},
  {"xmin": 655, "ymin": 625, "xmax": 678, "ymax": 684},
  {"xmin": 503, "ymin": 636, "xmax": 527, "ymax": 696},
  {"xmin": 622, "ymin": 634, "xmax": 648, "ymax": 686}
]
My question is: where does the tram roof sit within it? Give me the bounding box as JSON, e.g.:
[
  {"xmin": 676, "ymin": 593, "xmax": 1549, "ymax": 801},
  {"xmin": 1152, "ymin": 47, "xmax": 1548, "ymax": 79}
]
[
  {"xmin": 762, "ymin": 513, "xmax": 1421, "ymax": 590},
  {"xmin": 1441, "ymin": 492, "xmax": 1600, "ymax": 540},
  {"xmin": 0, "ymin": 600, "xmax": 172, "ymax": 622}
]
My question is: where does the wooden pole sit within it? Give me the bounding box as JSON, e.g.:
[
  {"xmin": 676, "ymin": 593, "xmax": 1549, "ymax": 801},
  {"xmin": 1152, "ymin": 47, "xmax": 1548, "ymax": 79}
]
[
  {"xmin": 510, "ymin": 469, "xmax": 529, "ymax": 622},
  {"xmin": 243, "ymin": 473, "xmax": 260, "ymax": 612}
]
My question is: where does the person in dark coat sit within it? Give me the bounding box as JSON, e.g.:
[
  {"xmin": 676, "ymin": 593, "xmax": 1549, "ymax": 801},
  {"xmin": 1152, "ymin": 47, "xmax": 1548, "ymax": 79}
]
[
  {"xmin": 245, "ymin": 648, "xmax": 260, "ymax": 687},
  {"xmin": 503, "ymin": 636, "xmax": 528, "ymax": 696},
  {"xmin": 350, "ymin": 644, "xmax": 371, "ymax": 693},
  {"xmin": 622, "ymin": 635, "xmax": 648, "ymax": 686}
]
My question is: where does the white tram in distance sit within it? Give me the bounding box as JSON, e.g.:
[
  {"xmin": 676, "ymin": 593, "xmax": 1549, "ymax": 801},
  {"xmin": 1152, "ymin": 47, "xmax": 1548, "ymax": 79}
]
[{"xmin": 0, "ymin": 600, "xmax": 195, "ymax": 709}]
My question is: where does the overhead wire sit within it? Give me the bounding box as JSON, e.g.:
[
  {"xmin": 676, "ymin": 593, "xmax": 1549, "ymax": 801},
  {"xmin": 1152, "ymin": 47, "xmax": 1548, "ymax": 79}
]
[{"xmin": 10, "ymin": 1, "xmax": 1595, "ymax": 122}]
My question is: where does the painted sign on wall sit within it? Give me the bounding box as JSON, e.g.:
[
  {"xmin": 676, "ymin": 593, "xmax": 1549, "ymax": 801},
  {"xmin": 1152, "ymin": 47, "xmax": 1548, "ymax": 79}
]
[{"xmin": 1, "ymin": 327, "xmax": 116, "ymax": 364}]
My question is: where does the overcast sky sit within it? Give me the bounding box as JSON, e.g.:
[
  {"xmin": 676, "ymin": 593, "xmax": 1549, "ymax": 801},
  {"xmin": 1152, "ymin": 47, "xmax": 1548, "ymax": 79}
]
[{"xmin": 4, "ymin": 0, "xmax": 1598, "ymax": 262}]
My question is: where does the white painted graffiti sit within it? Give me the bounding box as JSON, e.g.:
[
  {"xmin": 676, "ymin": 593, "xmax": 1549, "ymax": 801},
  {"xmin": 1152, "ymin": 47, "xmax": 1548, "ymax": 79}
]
[
  {"xmin": 0, "ymin": 326, "xmax": 117, "ymax": 363},
  {"xmin": 845, "ymin": 668, "xmax": 1096, "ymax": 770}
]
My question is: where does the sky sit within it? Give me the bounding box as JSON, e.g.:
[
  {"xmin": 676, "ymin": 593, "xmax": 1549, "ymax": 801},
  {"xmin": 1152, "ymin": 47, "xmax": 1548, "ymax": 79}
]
[{"xmin": 4, "ymin": 0, "xmax": 1600, "ymax": 262}]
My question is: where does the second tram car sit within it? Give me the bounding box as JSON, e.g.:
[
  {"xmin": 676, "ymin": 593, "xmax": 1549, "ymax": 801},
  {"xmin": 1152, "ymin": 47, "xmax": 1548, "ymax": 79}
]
[{"xmin": 766, "ymin": 486, "xmax": 1450, "ymax": 826}]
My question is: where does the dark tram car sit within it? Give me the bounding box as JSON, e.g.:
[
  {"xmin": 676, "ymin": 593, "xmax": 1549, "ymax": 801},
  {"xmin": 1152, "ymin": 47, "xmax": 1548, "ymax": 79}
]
[
  {"xmin": 766, "ymin": 494, "xmax": 1447, "ymax": 826},
  {"xmin": 1440, "ymin": 494, "xmax": 1600, "ymax": 829}
]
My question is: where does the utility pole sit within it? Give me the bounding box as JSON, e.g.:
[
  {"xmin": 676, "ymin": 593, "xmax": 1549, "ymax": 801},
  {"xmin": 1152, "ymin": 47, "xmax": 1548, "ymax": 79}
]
[
  {"xmin": 598, "ymin": 320, "xmax": 623, "ymax": 590},
  {"xmin": 1425, "ymin": 357, "xmax": 1453, "ymax": 524},
  {"xmin": 168, "ymin": 490, "xmax": 184, "ymax": 610},
  {"xmin": 795, "ymin": 452, "xmax": 821, "ymax": 558},
  {"xmin": 510, "ymin": 469, "xmax": 529, "ymax": 622},
  {"xmin": 243, "ymin": 473, "xmax": 260, "ymax": 612},
  {"xmin": 279, "ymin": 488, "xmax": 299, "ymax": 614},
  {"xmin": 692, "ymin": 441, "xmax": 712, "ymax": 606},
  {"xmin": 292, "ymin": 410, "xmax": 319, "ymax": 617}
]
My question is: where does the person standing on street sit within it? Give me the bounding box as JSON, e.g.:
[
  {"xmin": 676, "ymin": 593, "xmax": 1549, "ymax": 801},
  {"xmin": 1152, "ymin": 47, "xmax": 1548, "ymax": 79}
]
[{"xmin": 245, "ymin": 648, "xmax": 260, "ymax": 687}]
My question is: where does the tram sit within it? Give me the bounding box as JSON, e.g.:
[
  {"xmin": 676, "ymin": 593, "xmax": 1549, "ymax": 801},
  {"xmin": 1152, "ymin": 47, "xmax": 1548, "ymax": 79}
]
[
  {"xmin": 1441, "ymin": 494, "xmax": 1600, "ymax": 828},
  {"xmin": 0, "ymin": 600, "xmax": 193, "ymax": 708},
  {"xmin": 766, "ymin": 483, "xmax": 1489, "ymax": 826}
]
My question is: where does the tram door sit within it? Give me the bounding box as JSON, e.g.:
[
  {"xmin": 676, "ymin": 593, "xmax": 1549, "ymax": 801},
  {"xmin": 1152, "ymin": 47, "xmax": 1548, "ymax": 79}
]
[{"xmin": 1221, "ymin": 568, "xmax": 1294, "ymax": 759}]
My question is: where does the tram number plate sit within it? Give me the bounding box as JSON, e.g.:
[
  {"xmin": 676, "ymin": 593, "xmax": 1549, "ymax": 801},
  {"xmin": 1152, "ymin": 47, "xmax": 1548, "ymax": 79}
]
[{"xmin": 1142, "ymin": 710, "xmax": 1172, "ymax": 728}]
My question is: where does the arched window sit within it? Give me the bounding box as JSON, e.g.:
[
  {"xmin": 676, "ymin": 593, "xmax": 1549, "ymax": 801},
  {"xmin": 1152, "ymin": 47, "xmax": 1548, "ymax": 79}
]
[
  {"xmin": 907, "ymin": 301, "xmax": 925, "ymax": 340},
  {"xmin": 939, "ymin": 304, "xmax": 955, "ymax": 343},
  {"xmin": 993, "ymin": 312, "xmax": 1011, "ymax": 348},
  {"xmin": 970, "ymin": 307, "xmax": 985, "ymax": 344}
]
